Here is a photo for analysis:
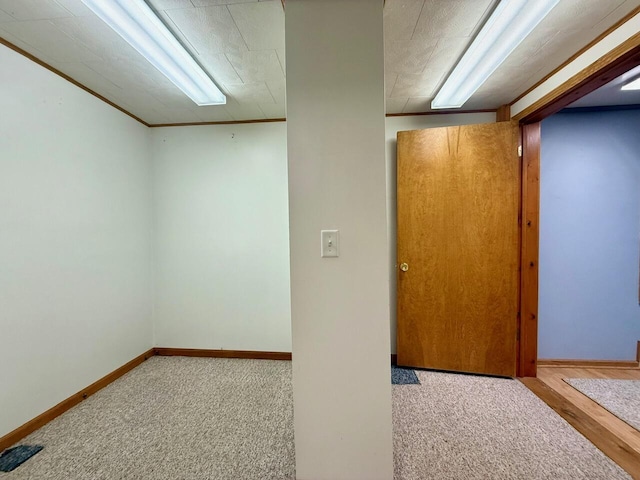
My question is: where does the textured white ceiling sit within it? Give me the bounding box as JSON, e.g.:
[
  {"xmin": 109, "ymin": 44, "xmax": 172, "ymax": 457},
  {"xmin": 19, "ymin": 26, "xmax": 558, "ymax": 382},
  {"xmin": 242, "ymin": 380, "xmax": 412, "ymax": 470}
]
[
  {"xmin": 0, "ymin": 0, "xmax": 285, "ymax": 124},
  {"xmin": 0, "ymin": 0, "xmax": 638, "ymax": 124},
  {"xmin": 384, "ymin": 0, "xmax": 640, "ymax": 113}
]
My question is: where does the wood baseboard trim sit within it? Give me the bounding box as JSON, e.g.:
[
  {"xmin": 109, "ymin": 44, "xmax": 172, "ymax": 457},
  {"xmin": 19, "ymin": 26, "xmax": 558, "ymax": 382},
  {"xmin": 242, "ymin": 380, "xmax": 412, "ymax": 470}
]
[
  {"xmin": 520, "ymin": 377, "xmax": 640, "ymax": 478},
  {"xmin": 155, "ymin": 349, "xmax": 399, "ymax": 364},
  {"xmin": 0, "ymin": 348, "xmax": 154, "ymax": 452},
  {"xmin": 538, "ymin": 359, "xmax": 640, "ymax": 368},
  {"xmin": 153, "ymin": 347, "xmax": 292, "ymax": 361},
  {"xmin": 0, "ymin": 347, "xmax": 427, "ymax": 452}
]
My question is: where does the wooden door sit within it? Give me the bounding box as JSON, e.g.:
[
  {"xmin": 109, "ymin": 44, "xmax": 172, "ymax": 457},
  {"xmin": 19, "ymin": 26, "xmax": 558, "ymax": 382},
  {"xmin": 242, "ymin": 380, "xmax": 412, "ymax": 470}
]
[{"xmin": 396, "ymin": 122, "xmax": 520, "ymax": 377}]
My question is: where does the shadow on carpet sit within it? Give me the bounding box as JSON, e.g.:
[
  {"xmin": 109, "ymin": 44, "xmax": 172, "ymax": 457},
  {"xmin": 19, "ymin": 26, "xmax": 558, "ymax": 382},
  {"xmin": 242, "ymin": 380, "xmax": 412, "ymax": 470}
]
[
  {"xmin": 564, "ymin": 378, "xmax": 640, "ymax": 431},
  {"xmin": 392, "ymin": 366, "xmax": 420, "ymax": 385}
]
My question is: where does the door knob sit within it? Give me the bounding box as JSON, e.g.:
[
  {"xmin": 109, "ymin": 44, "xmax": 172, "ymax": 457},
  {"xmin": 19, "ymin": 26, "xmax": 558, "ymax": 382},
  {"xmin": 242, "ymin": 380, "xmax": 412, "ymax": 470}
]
[{"xmin": 400, "ymin": 262, "xmax": 409, "ymax": 272}]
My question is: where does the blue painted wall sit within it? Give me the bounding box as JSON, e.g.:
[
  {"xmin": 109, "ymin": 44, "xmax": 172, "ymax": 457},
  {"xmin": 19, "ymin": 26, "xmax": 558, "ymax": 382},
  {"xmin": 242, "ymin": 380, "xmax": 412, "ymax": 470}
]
[{"xmin": 539, "ymin": 108, "xmax": 640, "ymax": 360}]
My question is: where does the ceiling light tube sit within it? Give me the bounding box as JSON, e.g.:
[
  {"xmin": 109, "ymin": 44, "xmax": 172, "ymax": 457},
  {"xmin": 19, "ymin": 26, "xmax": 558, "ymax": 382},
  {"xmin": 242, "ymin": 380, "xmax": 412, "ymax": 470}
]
[
  {"xmin": 81, "ymin": 0, "xmax": 225, "ymax": 106},
  {"xmin": 621, "ymin": 78, "xmax": 640, "ymax": 91},
  {"xmin": 431, "ymin": 0, "xmax": 559, "ymax": 110}
]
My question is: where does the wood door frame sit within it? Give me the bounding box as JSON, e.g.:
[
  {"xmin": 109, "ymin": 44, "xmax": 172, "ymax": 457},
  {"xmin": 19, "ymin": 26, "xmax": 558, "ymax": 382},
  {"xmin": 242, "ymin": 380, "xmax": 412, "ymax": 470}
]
[{"xmin": 515, "ymin": 39, "xmax": 640, "ymax": 377}]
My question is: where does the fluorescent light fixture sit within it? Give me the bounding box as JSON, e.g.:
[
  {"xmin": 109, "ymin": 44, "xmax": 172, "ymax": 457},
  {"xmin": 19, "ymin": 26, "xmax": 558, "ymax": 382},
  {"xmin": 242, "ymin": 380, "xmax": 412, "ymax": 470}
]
[
  {"xmin": 621, "ymin": 77, "xmax": 640, "ymax": 91},
  {"xmin": 81, "ymin": 0, "xmax": 225, "ymax": 106},
  {"xmin": 431, "ymin": 0, "xmax": 559, "ymax": 109}
]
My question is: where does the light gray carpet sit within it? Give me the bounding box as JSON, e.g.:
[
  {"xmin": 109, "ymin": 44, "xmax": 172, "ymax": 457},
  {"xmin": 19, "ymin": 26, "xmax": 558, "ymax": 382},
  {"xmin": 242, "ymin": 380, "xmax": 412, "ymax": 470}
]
[
  {"xmin": 2, "ymin": 358, "xmax": 632, "ymax": 479},
  {"xmin": 2, "ymin": 357, "xmax": 295, "ymax": 480},
  {"xmin": 393, "ymin": 370, "xmax": 630, "ymax": 480},
  {"xmin": 565, "ymin": 378, "xmax": 640, "ymax": 431}
]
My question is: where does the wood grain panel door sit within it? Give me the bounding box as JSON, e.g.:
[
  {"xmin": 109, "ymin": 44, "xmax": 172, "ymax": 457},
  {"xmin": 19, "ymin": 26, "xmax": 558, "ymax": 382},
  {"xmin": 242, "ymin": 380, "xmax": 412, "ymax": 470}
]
[{"xmin": 396, "ymin": 122, "xmax": 520, "ymax": 377}]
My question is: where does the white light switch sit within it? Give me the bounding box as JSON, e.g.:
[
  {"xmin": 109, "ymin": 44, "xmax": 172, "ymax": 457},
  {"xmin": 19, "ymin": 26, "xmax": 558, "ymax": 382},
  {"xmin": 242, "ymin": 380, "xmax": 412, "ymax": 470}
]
[{"xmin": 321, "ymin": 230, "xmax": 339, "ymax": 257}]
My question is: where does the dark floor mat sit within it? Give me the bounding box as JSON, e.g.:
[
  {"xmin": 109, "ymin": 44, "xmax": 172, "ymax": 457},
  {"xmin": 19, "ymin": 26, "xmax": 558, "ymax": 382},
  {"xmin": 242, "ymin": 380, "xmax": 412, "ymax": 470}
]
[
  {"xmin": 0, "ymin": 445, "xmax": 44, "ymax": 472},
  {"xmin": 392, "ymin": 365, "xmax": 420, "ymax": 384}
]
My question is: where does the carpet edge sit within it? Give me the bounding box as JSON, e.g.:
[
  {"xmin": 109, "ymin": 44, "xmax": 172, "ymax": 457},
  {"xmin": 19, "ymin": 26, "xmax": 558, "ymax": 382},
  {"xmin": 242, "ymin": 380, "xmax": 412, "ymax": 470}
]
[
  {"xmin": 0, "ymin": 348, "xmax": 154, "ymax": 452},
  {"xmin": 562, "ymin": 377, "xmax": 640, "ymax": 432},
  {"xmin": 520, "ymin": 377, "xmax": 640, "ymax": 479}
]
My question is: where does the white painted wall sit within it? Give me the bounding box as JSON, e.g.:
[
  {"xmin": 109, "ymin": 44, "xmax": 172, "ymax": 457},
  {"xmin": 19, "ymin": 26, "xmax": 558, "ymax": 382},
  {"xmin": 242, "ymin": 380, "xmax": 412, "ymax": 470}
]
[
  {"xmin": 150, "ymin": 114, "xmax": 497, "ymax": 357},
  {"xmin": 150, "ymin": 123, "xmax": 291, "ymax": 352},
  {"xmin": 0, "ymin": 45, "xmax": 153, "ymax": 438},
  {"xmin": 286, "ymin": 1, "xmax": 393, "ymax": 478},
  {"xmin": 384, "ymin": 113, "xmax": 496, "ymax": 353},
  {"xmin": 0, "ymin": 34, "xmax": 498, "ymax": 445}
]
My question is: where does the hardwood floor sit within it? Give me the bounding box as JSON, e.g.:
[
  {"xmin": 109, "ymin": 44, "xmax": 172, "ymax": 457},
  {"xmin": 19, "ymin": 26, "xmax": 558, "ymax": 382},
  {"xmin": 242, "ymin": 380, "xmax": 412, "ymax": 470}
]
[{"xmin": 522, "ymin": 365, "xmax": 640, "ymax": 479}]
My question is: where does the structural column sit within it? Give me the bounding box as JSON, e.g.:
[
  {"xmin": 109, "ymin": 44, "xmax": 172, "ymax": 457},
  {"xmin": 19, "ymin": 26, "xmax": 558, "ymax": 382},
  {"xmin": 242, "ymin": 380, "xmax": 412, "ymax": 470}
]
[{"xmin": 285, "ymin": 1, "xmax": 393, "ymax": 479}]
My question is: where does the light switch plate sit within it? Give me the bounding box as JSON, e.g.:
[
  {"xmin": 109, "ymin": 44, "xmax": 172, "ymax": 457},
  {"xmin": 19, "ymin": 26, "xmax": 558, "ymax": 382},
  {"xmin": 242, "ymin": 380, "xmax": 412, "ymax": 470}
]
[{"xmin": 321, "ymin": 230, "xmax": 339, "ymax": 257}]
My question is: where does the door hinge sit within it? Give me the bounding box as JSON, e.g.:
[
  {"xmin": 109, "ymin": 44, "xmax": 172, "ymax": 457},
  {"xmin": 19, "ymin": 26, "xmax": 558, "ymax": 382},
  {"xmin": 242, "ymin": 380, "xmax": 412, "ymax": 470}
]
[{"xmin": 517, "ymin": 145, "xmax": 523, "ymax": 157}]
